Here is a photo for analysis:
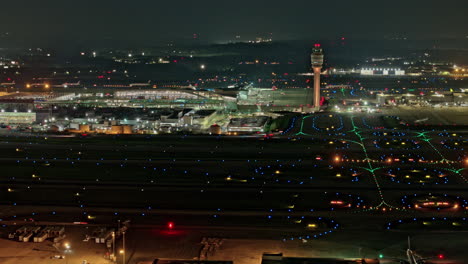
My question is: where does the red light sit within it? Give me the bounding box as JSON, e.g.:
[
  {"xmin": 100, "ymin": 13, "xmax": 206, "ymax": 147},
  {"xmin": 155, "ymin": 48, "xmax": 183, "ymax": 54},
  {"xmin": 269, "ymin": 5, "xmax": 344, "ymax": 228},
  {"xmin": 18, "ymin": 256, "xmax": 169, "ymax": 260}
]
[
  {"xmin": 314, "ymin": 43, "xmax": 321, "ymax": 48},
  {"xmin": 320, "ymin": 96, "xmax": 326, "ymax": 106},
  {"xmin": 437, "ymin": 254, "xmax": 444, "ymax": 259},
  {"xmin": 168, "ymin": 222, "xmax": 174, "ymax": 229}
]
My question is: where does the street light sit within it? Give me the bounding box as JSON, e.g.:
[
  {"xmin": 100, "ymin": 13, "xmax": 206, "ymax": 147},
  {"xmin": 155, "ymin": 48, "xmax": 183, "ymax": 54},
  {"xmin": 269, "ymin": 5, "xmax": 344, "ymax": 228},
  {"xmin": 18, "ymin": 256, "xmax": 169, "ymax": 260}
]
[
  {"xmin": 112, "ymin": 231, "xmax": 116, "ymax": 262},
  {"xmin": 63, "ymin": 242, "xmax": 71, "ymax": 264},
  {"xmin": 122, "ymin": 231, "xmax": 126, "ymax": 264}
]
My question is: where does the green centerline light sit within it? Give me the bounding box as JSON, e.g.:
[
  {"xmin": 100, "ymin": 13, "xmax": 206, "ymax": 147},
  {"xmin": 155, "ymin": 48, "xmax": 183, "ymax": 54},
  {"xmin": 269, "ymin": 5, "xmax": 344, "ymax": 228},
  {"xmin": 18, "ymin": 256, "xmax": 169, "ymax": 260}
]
[
  {"xmin": 349, "ymin": 116, "xmax": 401, "ymax": 210},
  {"xmin": 291, "ymin": 114, "xmax": 467, "ymax": 211},
  {"xmin": 417, "ymin": 131, "xmax": 467, "ymax": 183}
]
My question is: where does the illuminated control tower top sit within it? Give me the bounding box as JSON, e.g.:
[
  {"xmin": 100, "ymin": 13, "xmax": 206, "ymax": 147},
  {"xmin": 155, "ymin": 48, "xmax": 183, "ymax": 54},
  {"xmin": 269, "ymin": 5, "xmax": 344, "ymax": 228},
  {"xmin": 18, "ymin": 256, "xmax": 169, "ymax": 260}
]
[{"xmin": 311, "ymin": 43, "xmax": 324, "ymax": 68}]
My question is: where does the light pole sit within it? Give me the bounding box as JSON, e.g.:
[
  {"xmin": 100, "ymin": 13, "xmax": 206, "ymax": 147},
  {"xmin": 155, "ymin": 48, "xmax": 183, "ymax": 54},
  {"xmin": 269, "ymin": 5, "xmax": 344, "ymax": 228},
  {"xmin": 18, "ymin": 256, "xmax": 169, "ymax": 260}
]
[
  {"xmin": 64, "ymin": 242, "xmax": 71, "ymax": 264},
  {"xmin": 112, "ymin": 231, "xmax": 115, "ymax": 262},
  {"xmin": 119, "ymin": 249, "xmax": 124, "ymax": 264},
  {"xmin": 122, "ymin": 231, "xmax": 126, "ymax": 264}
]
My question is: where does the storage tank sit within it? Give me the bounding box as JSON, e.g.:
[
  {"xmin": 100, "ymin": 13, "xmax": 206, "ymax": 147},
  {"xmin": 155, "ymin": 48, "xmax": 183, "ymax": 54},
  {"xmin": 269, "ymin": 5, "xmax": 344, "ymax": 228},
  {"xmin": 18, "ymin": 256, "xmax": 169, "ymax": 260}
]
[
  {"xmin": 110, "ymin": 125, "xmax": 123, "ymax": 134},
  {"xmin": 122, "ymin": 125, "xmax": 133, "ymax": 134},
  {"xmin": 79, "ymin": 124, "xmax": 91, "ymax": 132},
  {"xmin": 210, "ymin": 124, "xmax": 222, "ymax": 135}
]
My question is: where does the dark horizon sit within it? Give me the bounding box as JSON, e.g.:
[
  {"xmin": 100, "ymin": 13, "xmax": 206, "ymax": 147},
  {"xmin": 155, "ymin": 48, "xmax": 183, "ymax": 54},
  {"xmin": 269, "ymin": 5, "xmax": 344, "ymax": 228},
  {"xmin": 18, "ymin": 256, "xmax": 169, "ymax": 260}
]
[{"xmin": 0, "ymin": 0, "xmax": 467, "ymax": 48}]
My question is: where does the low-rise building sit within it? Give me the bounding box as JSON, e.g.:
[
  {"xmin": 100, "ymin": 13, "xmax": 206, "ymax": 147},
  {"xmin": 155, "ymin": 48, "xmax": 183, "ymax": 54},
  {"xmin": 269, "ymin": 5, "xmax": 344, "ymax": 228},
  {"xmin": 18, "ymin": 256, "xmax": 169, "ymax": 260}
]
[
  {"xmin": 227, "ymin": 116, "xmax": 270, "ymax": 133},
  {"xmin": 0, "ymin": 112, "xmax": 36, "ymax": 124}
]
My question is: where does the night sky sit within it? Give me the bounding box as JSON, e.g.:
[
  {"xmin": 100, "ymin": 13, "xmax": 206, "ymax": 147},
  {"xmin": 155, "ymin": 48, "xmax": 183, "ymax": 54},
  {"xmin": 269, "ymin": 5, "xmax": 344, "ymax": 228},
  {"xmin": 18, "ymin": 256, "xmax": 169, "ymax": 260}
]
[{"xmin": 1, "ymin": 0, "xmax": 466, "ymax": 47}]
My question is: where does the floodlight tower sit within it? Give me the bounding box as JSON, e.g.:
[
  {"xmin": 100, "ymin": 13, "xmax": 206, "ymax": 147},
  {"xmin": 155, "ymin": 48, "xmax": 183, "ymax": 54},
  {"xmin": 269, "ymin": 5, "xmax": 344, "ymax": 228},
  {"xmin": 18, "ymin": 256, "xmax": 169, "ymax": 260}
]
[{"xmin": 311, "ymin": 44, "xmax": 324, "ymax": 110}]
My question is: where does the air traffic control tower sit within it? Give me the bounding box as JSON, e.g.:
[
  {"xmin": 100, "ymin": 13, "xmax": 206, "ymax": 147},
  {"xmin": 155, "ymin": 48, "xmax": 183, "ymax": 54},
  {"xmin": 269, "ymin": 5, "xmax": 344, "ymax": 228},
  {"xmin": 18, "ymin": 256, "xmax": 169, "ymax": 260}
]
[{"xmin": 311, "ymin": 44, "xmax": 324, "ymax": 110}]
